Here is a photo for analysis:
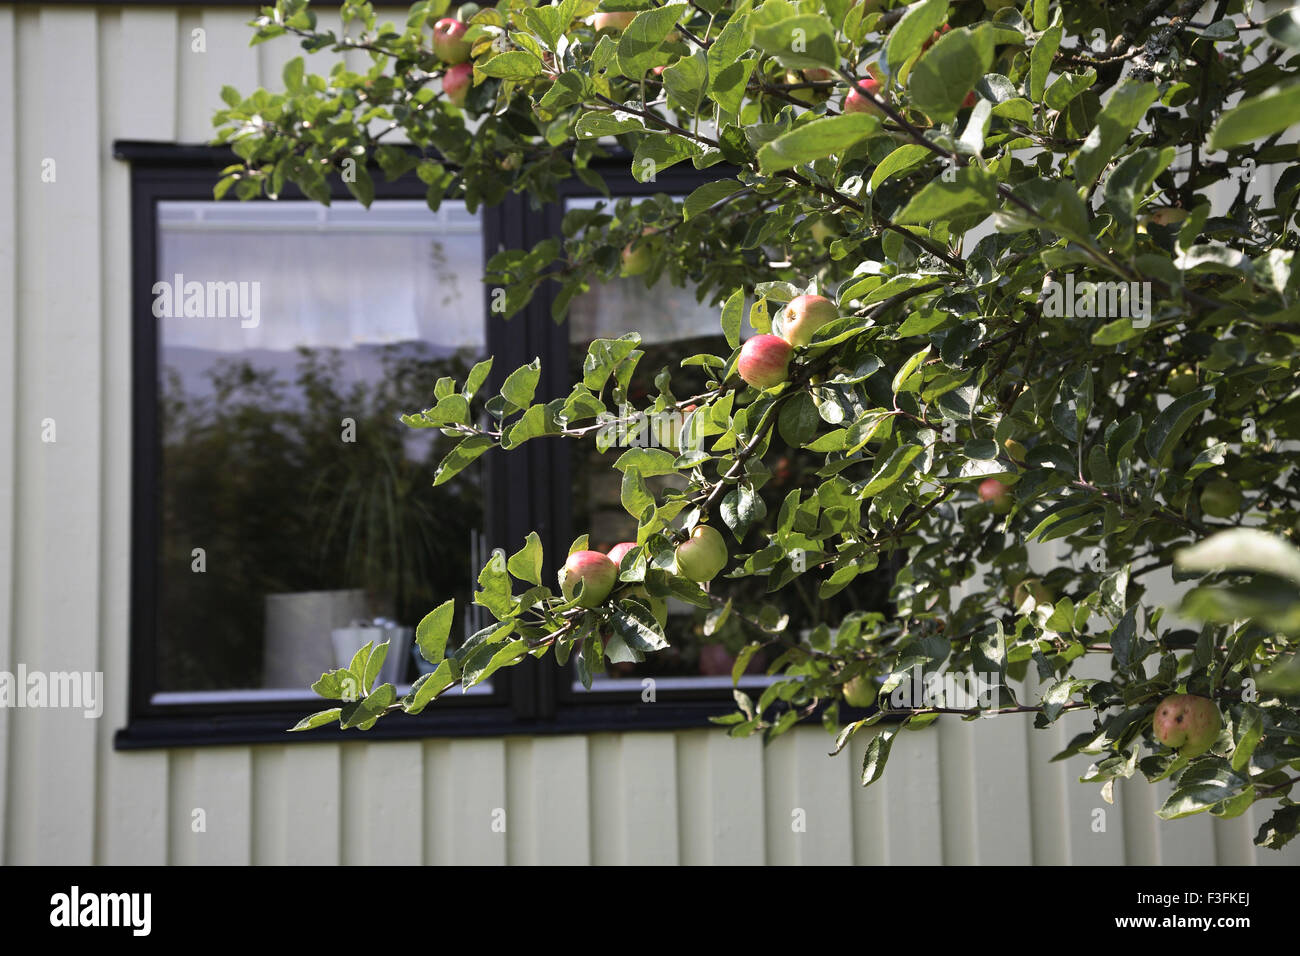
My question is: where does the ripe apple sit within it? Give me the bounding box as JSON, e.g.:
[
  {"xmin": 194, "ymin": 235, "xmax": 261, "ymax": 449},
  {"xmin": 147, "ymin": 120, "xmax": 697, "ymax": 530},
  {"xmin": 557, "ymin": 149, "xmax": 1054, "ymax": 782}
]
[
  {"xmin": 844, "ymin": 78, "xmax": 884, "ymax": 116},
  {"xmin": 780, "ymin": 294, "xmax": 839, "ymax": 346},
  {"xmin": 1153, "ymin": 694, "xmax": 1222, "ymax": 758},
  {"xmin": 560, "ymin": 550, "xmax": 618, "ymax": 608},
  {"xmin": 843, "ymin": 674, "xmax": 877, "ymax": 708},
  {"xmin": 979, "ymin": 478, "xmax": 1013, "ymax": 514},
  {"xmin": 1167, "ymin": 366, "xmax": 1197, "ymax": 396},
  {"xmin": 432, "ymin": 18, "xmax": 472, "ymax": 64},
  {"xmin": 593, "ymin": 10, "xmax": 636, "ymax": 32},
  {"xmin": 607, "ymin": 541, "xmax": 638, "ymax": 567},
  {"xmin": 1200, "ymin": 478, "xmax": 1242, "ymax": 518},
  {"xmin": 922, "ymin": 23, "xmax": 950, "ymax": 52},
  {"xmin": 443, "ymin": 62, "xmax": 473, "ymax": 107},
  {"xmin": 737, "ymin": 334, "xmax": 793, "ymax": 389},
  {"xmin": 675, "ymin": 525, "xmax": 728, "ymax": 582}
]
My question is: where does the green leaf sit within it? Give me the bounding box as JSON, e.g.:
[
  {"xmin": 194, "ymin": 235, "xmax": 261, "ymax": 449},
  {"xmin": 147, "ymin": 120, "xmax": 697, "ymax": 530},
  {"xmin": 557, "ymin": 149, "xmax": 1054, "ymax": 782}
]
[
  {"xmin": 778, "ymin": 391, "xmax": 819, "ymax": 447},
  {"xmin": 501, "ymin": 358, "xmax": 541, "ymax": 410},
  {"xmin": 757, "ymin": 114, "xmax": 880, "ymax": 174},
  {"xmin": 1030, "ymin": 24, "xmax": 1061, "ymax": 101},
  {"xmin": 861, "ymin": 727, "xmax": 897, "ymax": 786},
  {"xmin": 1231, "ymin": 705, "xmax": 1264, "ymax": 773},
  {"xmin": 869, "ymin": 144, "xmax": 932, "ymax": 191},
  {"xmin": 891, "ymin": 344, "xmax": 931, "ymax": 393},
  {"xmin": 633, "ymin": 133, "xmax": 694, "ymax": 181},
  {"xmin": 463, "ymin": 638, "xmax": 530, "ymax": 689},
  {"xmin": 895, "ymin": 166, "xmax": 997, "ymax": 224},
  {"xmin": 1143, "ymin": 385, "xmax": 1214, "ymax": 465},
  {"xmin": 1175, "ymin": 529, "xmax": 1300, "ymax": 586},
  {"xmin": 861, "ymin": 444, "xmax": 923, "ymax": 497},
  {"xmin": 1209, "ymin": 80, "xmax": 1300, "ymax": 150},
  {"xmin": 311, "ymin": 667, "xmax": 359, "ymax": 701},
  {"xmin": 339, "ymin": 683, "xmax": 396, "ymax": 730},
  {"xmin": 508, "ymin": 532, "xmax": 545, "ymax": 587},
  {"xmin": 476, "ymin": 50, "xmax": 544, "ymax": 80},
  {"xmin": 908, "ymin": 24, "xmax": 995, "ymax": 123},
  {"xmin": 289, "ymin": 708, "xmax": 342, "ymax": 732},
  {"xmin": 614, "ymin": 446, "xmax": 680, "ymax": 477},
  {"xmin": 753, "ymin": 14, "xmax": 840, "ymax": 70},
  {"xmin": 686, "ymin": 180, "xmax": 746, "ymax": 221},
  {"xmin": 885, "ymin": 0, "xmax": 948, "ymax": 74},
  {"xmin": 612, "ymin": 599, "xmax": 670, "ymax": 651},
  {"xmin": 720, "ymin": 287, "xmax": 744, "ymax": 349},
  {"xmin": 433, "ymin": 436, "xmax": 493, "ymax": 486},
  {"xmin": 1073, "ymin": 80, "xmax": 1160, "ymax": 190},
  {"xmin": 363, "ymin": 641, "xmax": 389, "ymax": 694},
  {"xmin": 618, "ymin": 4, "xmax": 688, "ymax": 77},
  {"xmin": 403, "ymin": 660, "xmax": 455, "ymax": 715}
]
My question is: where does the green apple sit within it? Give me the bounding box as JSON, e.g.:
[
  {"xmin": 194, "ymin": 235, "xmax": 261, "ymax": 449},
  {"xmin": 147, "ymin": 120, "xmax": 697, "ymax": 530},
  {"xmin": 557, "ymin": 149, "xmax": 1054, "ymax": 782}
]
[
  {"xmin": 780, "ymin": 294, "xmax": 839, "ymax": 347},
  {"xmin": 843, "ymin": 674, "xmax": 878, "ymax": 708},
  {"xmin": 1167, "ymin": 366, "xmax": 1198, "ymax": 397},
  {"xmin": 1153, "ymin": 694, "xmax": 1221, "ymax": 757},
  {"xmin": 675, "ymin": 525, "xmax": 728, "ymax": 582},
  {"xmin": 592, "ymin": 10, "xmax": 636, "ymax": 32},
  {"xmin": 560, "ymin": 550, "xmax": 618, "ymax": 607},
  {"xmin": 1003, "ymin": 438, "xmax": 1027, "ymax": 464},
  {"xmin": 1200, "ymin": 478, "xmax": 1242, "ymax": 518}
]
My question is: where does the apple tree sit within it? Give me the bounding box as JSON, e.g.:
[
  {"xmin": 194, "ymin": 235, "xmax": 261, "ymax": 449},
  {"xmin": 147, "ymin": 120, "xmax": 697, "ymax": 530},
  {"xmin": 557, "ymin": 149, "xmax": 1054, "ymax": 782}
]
[{"xmin": 214, "ymin": 0, "xmax": 1300, "ymax": 848}]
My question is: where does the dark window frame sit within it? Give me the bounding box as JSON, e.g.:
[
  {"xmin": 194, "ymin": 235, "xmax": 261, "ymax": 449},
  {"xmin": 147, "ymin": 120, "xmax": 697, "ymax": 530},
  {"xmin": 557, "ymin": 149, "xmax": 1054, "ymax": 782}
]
[{"xmin": 113, "ymin": 142, "xmax": 823, "ymax": 750}]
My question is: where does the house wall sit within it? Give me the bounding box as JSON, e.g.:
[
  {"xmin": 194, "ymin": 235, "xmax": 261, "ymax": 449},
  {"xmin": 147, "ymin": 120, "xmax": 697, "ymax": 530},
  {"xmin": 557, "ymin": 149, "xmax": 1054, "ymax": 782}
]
[{"xmin": 0, "ymin": 3, "xmax": 1295, "ymax": 866}]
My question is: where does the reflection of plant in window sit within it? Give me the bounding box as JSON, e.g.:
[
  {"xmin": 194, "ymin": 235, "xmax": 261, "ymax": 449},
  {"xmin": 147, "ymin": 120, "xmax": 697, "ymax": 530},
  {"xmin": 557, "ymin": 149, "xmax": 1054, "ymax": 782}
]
[{"xmin": 158, "ymin": 345, "xmax": 483, "ymax": 690}]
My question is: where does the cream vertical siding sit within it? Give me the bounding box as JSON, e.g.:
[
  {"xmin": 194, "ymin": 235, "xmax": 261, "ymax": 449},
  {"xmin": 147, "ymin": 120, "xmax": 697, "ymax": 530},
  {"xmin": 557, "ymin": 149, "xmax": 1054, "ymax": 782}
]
[{"xmin": 0, "ymin": 3, "xmax": 1296, "ymax": 866}]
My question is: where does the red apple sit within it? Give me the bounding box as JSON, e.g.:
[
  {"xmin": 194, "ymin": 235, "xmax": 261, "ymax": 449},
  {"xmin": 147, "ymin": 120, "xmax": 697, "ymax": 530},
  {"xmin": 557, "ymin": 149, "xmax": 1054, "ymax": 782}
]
[
  {"xmin": 781, "ymin": 294, "xmax": 838, "ymax": 346},
  {"xmin": 432, "ymin": 18, "xmax": 472, "ymax": 64},
  {"xmin": 962, "ymin": 90, "xmax": 977, "ymax": 108},
  {"xmin": 922, "ymin": 23, "xmax": 950, "ymax": 52},
  {"xmin": 560, "ymin": 550, "xmax": 618, "ymax": 608},
  {"xmin": 443, "ymin": 62, "xmax": 473, "ymax": 107},
  {"xmin": 1153, "ymin": 694, "xmax": 1222, "ymax": 758},
  {"xmin": 607, "ymin": 541, "xmax": 638, "ymax": 567},
  {"xmin": 844, "ymin": 78, "xmax": 883, "ymax": 116},
  {"xmin": 737, "ymin": 334, "xmax": 793, "ymax": 389},
  {"xmin": 675, "ymin": 525, "xmax": 728, "ymax": 582},
  {"xmin": 979, "ymin": 478, "xmax": 1012, "ymax": 514},
  {"xmin": 593, "ymin": 10, "xmax": 637, "ymax": 32}
]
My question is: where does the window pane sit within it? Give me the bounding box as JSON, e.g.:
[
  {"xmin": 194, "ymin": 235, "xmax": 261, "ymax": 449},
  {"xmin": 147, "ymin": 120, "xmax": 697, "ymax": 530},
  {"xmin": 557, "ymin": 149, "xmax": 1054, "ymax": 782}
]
[{"xmin": 153, "ymin": 199, "xmax": 488, "ymax": 699}]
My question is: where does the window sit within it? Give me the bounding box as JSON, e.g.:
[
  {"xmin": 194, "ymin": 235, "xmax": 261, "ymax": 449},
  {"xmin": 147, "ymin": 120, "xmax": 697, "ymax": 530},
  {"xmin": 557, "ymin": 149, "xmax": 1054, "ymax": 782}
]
[{"xmin": 116, "ymin": 146, "xmax": 884, "ymax": 747}]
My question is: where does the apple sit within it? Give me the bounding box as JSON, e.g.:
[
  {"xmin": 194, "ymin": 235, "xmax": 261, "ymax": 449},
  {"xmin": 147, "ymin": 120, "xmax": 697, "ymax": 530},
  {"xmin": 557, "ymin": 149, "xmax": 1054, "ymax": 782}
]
[
  {"xmin": 1145, "ymin": 206, "xmax": 1187, "ymax": 227},
  {"xmin": 593, "ymin": 10, "xmax": 636, "ymax": 33},
  {"xmin": 1153, "ymin": 694, "xmax": 1222, "ymax": 757},
  {"xmin": 785, "ymin": 68, "xmax": 833, "ymax": 105},
  {"xmin": 1200, "ymin": 478, "xmax": 1242, "ymax": 518},
  {"xmin": 737, "ymin": 334, "xmax": 793, "ymax": 389},
  {"xmin": 607, "ymin": 541, "xmax": 638, "ymax": 567},
  {"xmin": 1167, "ymin": 365, "xmax": 1197, "ymax": 397},
  {"xmin": 843, "ymin": 674, "xmax": 878, "ymax": 708},
  {"xmin": 922, "ymin": 23, "xmax": 950, "ymax": 52},
  {"xmin": 1012, "ymin": 576, "xmax": 1053, "ymax": 608},
  {"xmin": 443, "ymin": 62, "xmax": 473, "ymax": 107},
  {"xmin": 844, "ymin": 78, "xmax": 884, "ymax": 116},
  {"xmin": 962, "ymin": 90, "xmax": 977, "ymax": 108},
  {"xmin": 560, "ymin": 550, "xmax": 618, "ymax": 607},
  {"xmin": 675, "ymin": 525, "xmax": 728, "ymax": 582},
  {"xmin": 979, "ymin": 478, "xmax": 1013, "ymax": 514},
  {"xmin": 432, "ymin": 18, "xmax": 472, "ymax": 64},
  {"xmin": 620, "ymin": 241, "xmax": 653, "ymax": 277},
  {"xmin": 780, "ymin": 294, "xmax": 839, "ymax": 346}
]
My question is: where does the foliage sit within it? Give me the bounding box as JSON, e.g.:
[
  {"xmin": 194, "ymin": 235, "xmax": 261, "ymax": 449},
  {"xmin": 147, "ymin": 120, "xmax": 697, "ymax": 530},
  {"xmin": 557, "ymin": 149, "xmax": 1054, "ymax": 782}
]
[{"xmin": 217, "ymin": 0, "xmax": 1300, "ymax": 847}]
